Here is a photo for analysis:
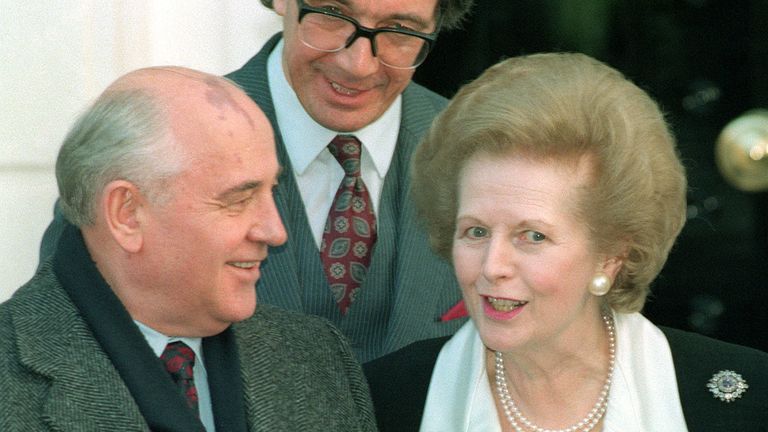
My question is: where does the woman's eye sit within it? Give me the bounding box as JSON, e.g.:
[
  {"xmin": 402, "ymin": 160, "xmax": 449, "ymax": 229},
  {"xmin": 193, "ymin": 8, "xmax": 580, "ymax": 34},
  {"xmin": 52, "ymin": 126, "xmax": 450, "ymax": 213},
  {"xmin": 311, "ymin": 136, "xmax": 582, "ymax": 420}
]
[
  {"xmin": 467, "ymin": 226, "xmax": 488, "ymax": 239},
  {"xmin": 523, "ymin": 230, "xmax": 546, "ymax": 243}
]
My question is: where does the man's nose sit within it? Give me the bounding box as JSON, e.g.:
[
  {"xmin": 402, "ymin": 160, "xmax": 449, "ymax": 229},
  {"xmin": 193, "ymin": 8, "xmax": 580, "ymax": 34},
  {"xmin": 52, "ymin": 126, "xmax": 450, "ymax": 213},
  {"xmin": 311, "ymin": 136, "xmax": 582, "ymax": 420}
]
[
  {"xmin": 248, "ymin": 199, "xmax": 287, "ymax": 247},
  {"xmin": 335, "ymin": 34, "xmax": 380, "ymax": 76}
]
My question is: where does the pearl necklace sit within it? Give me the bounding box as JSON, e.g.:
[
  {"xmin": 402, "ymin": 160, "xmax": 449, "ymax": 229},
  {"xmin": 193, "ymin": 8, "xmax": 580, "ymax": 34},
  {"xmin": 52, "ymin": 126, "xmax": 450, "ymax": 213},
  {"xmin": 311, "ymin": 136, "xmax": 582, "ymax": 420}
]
[{"xmin": 494, "ymin": 314, "xmax": 616, "ymax": 432}]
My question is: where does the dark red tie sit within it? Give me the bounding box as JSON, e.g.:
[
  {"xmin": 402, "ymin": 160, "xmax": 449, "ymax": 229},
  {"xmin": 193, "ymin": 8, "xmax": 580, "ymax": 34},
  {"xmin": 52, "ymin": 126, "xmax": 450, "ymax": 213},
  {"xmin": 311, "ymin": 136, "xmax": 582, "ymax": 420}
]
[
  {"xmin": 161, "ymin": 341, "xmax": 199, "ymax": 416},
  {"xmin": 320, "ymin": 135, "xmax": 377, "ymax": 315}
]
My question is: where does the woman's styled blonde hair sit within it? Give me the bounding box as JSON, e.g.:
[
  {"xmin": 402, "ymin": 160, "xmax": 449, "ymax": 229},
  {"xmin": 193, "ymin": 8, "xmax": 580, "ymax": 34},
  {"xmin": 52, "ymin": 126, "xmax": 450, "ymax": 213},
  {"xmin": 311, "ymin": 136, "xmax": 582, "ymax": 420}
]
[{"xmin": 412, "ymin": 53, "xmax": 687, "ymax": 312}]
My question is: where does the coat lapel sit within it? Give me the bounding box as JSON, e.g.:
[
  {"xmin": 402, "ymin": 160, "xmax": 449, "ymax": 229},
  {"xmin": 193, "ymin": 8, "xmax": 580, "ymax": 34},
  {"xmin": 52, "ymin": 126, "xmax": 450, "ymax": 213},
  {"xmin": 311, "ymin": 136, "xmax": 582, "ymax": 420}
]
[
  {"xmin": 661, "ymin": 326, "xmax": 768, "ymax": 431},
  {"xmin": 50, "ymin": 223, "xmax": 204, "ymax": 432},
  {"xmin": 234, "ymin": 312, "xmax": 282, "ymax": 431},
  {"xmin": 13, "ymin": 271, "xmax": 147, "ymax": 430}
]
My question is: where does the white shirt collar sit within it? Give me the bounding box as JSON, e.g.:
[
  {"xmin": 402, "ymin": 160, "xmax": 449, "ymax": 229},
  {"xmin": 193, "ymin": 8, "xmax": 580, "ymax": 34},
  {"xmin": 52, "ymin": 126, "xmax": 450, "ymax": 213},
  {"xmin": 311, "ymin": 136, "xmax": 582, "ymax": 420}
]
[
  {"xmin": 134, "ymin": 321, "xmax": 214, "ymax": 431},
  {"xmin": 267, "ymin": 38, "xmax": 401, "ymax": 178},
  {"xmin": 134, "ymin": 320, "xmax": 203, "ymax": 362}
]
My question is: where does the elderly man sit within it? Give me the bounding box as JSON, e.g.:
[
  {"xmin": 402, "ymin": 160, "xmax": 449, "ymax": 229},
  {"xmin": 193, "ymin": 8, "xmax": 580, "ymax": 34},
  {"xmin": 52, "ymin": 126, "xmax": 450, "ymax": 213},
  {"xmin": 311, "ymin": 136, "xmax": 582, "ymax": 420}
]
[
  {"xmin": 41, "ymin": 0, "xmax": 476, "ymax": 362},
  {"xmin": 2, "ymin": 67, "xmax": 375, "ymax": 431}
]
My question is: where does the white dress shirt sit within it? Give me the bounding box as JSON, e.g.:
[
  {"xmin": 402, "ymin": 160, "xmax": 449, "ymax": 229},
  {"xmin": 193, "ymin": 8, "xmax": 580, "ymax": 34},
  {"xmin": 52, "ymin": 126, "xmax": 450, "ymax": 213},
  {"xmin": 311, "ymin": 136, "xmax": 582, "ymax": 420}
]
[
  {"xmin": 136, "ymin": 321, "xmax": 215, "ymax": 432},
  {"xmin": 420, "ymin": 312, "xmax": 689, "ymax": 432},
  {"xmin": 267, "ymin": 39, "xmax": 402, "ymax": 247}
]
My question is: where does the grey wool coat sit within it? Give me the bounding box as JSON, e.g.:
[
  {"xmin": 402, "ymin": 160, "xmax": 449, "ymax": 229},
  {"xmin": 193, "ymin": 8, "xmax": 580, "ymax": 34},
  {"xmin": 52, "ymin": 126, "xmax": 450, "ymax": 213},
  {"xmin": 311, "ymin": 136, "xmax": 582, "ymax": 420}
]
[{"xmin": 1, "ymin": 224, "xmax": 377, "ymax": 431}]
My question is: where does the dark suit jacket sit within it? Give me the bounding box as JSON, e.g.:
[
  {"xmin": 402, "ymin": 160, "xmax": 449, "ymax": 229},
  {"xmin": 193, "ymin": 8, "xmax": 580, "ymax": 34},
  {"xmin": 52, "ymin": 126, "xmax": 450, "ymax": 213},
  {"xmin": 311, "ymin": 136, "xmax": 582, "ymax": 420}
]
[
  {"xmin": 364, "ymin": 327, "xmax": 768, "ymax": 431},
  {"xmin": 2, "ymin": 224, "xmax": 376, "ymax": 431}
]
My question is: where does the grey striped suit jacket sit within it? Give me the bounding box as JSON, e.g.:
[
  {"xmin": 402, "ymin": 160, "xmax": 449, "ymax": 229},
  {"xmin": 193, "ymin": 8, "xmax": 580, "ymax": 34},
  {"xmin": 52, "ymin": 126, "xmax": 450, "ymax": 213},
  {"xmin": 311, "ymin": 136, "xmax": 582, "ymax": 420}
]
[
  {"xmin": 0, "ymin": 261, "xmax": 377, "ymax": 431},
  {"xmin": 226, "ymin": 34, "xmax": 467, "ymax": 362}
]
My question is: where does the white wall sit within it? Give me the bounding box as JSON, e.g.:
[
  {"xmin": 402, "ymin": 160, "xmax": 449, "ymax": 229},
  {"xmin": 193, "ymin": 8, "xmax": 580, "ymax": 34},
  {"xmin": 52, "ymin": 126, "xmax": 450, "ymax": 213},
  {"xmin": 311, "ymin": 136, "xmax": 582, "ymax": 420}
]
[{"xmin": 0, "ymin": 0, "xmax": 283, "ymax": 301}]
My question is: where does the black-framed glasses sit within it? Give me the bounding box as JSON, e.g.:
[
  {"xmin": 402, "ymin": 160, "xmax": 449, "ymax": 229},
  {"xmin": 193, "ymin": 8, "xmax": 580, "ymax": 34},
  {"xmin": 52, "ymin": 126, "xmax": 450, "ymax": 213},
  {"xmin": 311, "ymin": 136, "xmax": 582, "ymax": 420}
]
[{"xmin": 296, "ymin": 0, "xmax": 439, "ymax": 69}]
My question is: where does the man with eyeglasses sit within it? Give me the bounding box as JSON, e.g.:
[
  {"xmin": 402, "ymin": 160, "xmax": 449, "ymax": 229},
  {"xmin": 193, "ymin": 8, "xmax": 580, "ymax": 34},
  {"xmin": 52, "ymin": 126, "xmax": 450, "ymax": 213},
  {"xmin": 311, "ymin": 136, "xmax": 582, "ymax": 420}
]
[
  {"xmin": 39, "ymin": 0, "xmax": 474, "ymax": 363},
  {"xmin": 230, "ymin": 0, "xmax": 478, "ymax": 363}
]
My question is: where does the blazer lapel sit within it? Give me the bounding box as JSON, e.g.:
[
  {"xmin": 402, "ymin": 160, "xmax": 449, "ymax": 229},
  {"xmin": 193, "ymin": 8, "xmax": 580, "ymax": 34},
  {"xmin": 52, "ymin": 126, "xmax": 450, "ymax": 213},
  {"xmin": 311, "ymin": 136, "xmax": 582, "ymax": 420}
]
[
  {"xmin": 255, "ymin": 162, "xmax": 307, "ymax": 311},
  {"xmin": 229, "ymin": 34, "xmax": 305, "ymax": 311},
  {"xmin": 382, "ymin": 84, "xmax": 467, "ymax": 353},
  {"xmin": 229, "ymin": 34, "xmax": 342, "ymax": 315}
]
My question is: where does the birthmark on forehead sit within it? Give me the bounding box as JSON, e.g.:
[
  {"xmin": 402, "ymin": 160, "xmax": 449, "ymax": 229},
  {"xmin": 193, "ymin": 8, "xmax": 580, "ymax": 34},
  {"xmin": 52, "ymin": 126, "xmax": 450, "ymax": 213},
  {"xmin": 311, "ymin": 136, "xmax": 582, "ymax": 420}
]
[{"xmin": 204, "ymin": 77, "xmax": 255, "ymax": 131}]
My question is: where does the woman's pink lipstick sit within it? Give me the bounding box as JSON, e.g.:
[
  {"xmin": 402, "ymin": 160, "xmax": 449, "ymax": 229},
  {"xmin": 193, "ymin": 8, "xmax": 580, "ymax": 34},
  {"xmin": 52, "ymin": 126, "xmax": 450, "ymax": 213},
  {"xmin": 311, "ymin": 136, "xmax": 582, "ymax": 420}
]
[{"xmin": 482, "ymin": 296, "xmax": 527, "ymax": 320}]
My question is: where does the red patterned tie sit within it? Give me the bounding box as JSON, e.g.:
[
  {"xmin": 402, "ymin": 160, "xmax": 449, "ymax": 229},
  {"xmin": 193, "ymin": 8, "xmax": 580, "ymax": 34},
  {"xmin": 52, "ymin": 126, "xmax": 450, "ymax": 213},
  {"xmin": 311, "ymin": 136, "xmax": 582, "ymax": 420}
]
[
  {"xmin": 161, "ymin": 341, "xmax": 199, "ymax": 416},
  {"xmin": 321, "ymin": 135, "xmax": 377, "ymax": 315}
]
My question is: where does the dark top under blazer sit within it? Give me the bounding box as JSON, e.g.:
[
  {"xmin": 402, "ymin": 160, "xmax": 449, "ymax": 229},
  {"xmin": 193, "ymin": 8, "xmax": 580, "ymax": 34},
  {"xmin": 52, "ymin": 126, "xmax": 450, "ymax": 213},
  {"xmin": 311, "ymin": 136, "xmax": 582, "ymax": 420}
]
[
  {"xmin": 38, "ymin": 33, "xmax": 466, "ymax": 362},
  {"xmin": 364, "ymin": 327, "xmax": 768, "ymax": 431}
]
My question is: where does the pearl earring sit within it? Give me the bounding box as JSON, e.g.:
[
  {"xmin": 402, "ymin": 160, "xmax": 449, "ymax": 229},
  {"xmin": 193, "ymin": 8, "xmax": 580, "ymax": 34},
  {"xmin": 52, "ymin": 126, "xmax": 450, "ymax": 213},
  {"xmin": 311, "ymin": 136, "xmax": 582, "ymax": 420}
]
[{"xmin": 589, "ymin": 272, "xmax": 612, "ymax": 296}]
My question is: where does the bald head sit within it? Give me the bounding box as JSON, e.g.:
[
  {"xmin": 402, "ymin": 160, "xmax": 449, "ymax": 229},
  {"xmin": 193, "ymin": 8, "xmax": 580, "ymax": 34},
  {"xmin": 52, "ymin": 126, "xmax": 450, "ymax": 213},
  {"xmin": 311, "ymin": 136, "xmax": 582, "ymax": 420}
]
[
  {"xmin": 56, "ymin": 66, "xmax": 272, "ymax": 228},
  {"xmin": 105, "ymin": 67, "xmax": 259, "ymax": 129},
  {"xmin": 56, "ymin": 66, "xmax": 284, "ymax": 335}
]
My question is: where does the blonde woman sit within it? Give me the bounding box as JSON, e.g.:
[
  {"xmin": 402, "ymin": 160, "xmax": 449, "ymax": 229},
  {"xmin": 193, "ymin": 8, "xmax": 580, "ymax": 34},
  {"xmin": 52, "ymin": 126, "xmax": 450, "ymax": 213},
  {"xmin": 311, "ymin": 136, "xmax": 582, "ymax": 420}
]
[{"xmin": 365, "ymin": 53, "xmax": 768, "ymax": 431}]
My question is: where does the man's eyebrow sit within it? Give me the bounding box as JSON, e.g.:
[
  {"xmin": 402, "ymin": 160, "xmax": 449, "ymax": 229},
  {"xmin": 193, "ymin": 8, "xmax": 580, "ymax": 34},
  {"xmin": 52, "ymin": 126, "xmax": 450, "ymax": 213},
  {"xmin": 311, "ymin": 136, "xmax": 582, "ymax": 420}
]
[
  {"xmin": 214, "ymin": 167, "xmax": 283, "ymax": 201},
  {"xmin": 387, "ymin": 13, "xmax": 433, "ymax": 30},
  {"xmin": 215, "ymin": 181, "xmax": 262, "ymax": 201},
  {"xmin": 333, "ymin": 0, "xmax": 433, "ymax": 30}
]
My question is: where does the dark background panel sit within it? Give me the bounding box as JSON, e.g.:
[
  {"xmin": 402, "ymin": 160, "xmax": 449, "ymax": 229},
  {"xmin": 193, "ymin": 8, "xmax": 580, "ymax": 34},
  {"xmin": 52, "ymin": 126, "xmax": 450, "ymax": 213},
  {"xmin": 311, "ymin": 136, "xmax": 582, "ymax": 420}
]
[{"xmin": 415, "ymin": 0, "xmax": 768, "ymax": 351}]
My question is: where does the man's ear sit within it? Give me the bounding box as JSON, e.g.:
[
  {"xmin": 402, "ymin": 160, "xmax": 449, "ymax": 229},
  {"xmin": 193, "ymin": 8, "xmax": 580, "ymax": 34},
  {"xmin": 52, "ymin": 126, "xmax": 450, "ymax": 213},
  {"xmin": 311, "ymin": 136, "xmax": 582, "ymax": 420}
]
[{"xmin": 101, "ymin": 180, "xmax": 145, "ymax": 253}]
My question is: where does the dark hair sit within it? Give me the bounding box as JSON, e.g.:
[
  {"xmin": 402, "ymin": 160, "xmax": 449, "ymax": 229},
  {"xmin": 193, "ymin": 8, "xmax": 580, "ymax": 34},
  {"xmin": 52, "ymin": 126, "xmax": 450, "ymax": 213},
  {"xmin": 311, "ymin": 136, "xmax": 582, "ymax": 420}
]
[{"xmin": 259, "ymin": 0, "xmax": 474, "ymax": 30}]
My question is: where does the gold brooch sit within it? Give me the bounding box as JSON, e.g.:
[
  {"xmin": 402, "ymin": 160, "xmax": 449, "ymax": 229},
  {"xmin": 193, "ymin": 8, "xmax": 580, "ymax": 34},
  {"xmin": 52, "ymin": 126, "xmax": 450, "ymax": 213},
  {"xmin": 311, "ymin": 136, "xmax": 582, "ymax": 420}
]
[{"xmin": 707, "ymin": 370, "xmax": 749, "ymax": 402}]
